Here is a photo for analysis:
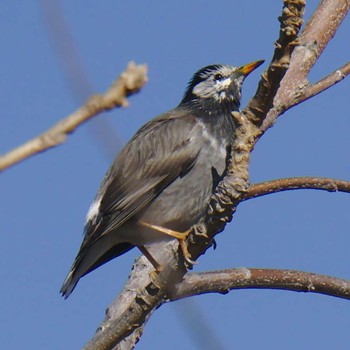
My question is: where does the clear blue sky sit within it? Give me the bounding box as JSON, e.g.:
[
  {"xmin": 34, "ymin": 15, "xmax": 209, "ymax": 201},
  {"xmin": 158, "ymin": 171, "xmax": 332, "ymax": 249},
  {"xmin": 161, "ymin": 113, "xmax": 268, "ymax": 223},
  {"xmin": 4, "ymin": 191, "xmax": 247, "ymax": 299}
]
[{"xmin": 1, "ymin": 1, "xmax": 349, "ymax": 349}]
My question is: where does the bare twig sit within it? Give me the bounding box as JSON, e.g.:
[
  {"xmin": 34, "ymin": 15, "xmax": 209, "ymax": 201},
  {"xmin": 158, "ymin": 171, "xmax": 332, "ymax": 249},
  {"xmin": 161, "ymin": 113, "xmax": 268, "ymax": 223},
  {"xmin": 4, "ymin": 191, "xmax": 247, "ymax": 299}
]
[
  {"xmin": 171, "ymin": 268, "xmax": 350, "ymax": 301},
  {"xmin": 243, "ymin": 177, "xmax": 350, "ymax": 201},
  {"xmin": 39, "ymin": 0, "xmax": 122, "ymax": 157},
  {"xmin": 0, "ymin": 62, "xmax": 147, "ymax": 173},
  {"xmin": 292, "ymin": 61, "xmax": 350, "ymax": 105}
]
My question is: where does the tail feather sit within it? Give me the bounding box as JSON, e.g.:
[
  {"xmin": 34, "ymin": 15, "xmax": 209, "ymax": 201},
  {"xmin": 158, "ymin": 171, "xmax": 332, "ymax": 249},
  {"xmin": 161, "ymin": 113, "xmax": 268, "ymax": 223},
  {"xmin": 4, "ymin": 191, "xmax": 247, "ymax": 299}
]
[
  {"xmin": 60, "ymin": 241, "xmax": 134, "ymax": 298},
  {"xmin": 60, "ymin": 269, "xmax": 79, "ymax": 299}
]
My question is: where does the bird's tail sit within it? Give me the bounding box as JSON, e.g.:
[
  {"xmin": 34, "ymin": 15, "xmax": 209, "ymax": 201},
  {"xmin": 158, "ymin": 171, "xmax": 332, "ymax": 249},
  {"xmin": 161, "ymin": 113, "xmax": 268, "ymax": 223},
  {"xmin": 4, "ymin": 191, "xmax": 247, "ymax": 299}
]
[
  {"xmin": 60, "ymin": 240, "xmax": 134, "ymax": 298},
  {"xmin": 60, "ymin": 257, "xmax": 84, "ymax": 299}
]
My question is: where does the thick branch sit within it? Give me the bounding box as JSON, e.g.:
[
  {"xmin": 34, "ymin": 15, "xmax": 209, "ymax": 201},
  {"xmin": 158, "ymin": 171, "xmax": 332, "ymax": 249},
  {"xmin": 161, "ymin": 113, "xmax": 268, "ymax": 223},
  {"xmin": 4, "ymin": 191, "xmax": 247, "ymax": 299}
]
[
  {"xmin": 244, "ymin": 0, "xmax": 305, "ymax": 125},
  {"xmin": 261, "ymin": 0, "xmax": 350, "ymax": 132},
  {"xmin": 243, "ymin": 177, "xmax": 350, "ymax": 201},
  {"xmin": 0, "ymin": 62, "xmax": 147, "ymax": 172},
  {"xmin": 84, "ymin": 2, "xmax": 307, "ymax": 349},
  {"xmin": 84, "ymin": 1, "xmax": 350, "ymax": 349},
  {"xmin": 187, "ymin": 0, "xmax": 307, "ymax": 284},
  {"xmin": 171, "ymin": 269, "xmax": 350, "ymax": 301},
  {"xmin": 83, "ymin": 246, "xmax": 187, "ymax": 350}
]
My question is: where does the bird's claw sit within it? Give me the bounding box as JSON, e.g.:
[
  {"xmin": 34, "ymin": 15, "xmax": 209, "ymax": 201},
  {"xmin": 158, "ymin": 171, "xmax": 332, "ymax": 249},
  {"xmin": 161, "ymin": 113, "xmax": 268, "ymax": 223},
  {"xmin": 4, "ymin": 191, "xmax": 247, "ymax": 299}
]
[{"xmin": 178, "ymin": 239, "xmax": 197, "ymax": 268}]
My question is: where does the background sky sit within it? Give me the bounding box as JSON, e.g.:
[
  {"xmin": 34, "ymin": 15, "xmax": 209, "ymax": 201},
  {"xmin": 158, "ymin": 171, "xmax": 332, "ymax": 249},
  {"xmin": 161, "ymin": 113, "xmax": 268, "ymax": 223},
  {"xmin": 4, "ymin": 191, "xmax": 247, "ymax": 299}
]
[{"xmin": 1, "ymin": 1, "xmax": 349, "ymax": 349}]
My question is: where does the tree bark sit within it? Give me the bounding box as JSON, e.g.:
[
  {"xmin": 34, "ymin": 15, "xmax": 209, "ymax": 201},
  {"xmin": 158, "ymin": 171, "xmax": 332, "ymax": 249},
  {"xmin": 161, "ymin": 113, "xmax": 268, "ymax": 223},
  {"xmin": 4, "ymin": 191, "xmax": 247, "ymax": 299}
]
[{"xmin": 83, "ymin": 1, "xmax": 350, "ymax": 349}]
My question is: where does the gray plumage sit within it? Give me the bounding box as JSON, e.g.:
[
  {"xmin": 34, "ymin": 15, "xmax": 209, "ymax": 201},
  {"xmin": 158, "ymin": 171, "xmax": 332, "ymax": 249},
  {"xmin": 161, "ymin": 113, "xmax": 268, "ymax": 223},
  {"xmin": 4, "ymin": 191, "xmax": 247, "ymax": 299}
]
[{"xmin": 60, "ymin": 60, "xmax": 264, "ymax": 298}]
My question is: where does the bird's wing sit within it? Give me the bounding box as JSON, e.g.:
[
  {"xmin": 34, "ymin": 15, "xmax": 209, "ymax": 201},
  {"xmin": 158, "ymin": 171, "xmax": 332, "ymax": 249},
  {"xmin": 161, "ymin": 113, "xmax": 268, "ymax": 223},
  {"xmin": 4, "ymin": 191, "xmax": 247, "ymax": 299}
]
[{"xmin": 84, "ymin": 109, "xmax": 201, "ymax": 246}]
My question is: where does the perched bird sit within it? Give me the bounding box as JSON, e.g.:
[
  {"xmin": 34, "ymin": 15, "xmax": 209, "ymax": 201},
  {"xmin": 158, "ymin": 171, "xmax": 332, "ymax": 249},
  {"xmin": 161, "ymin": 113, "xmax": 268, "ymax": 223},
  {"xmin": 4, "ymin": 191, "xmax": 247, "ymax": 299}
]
[{"xmin": 60, "ymin": 60, "xmax": 264, "ymax": 298}]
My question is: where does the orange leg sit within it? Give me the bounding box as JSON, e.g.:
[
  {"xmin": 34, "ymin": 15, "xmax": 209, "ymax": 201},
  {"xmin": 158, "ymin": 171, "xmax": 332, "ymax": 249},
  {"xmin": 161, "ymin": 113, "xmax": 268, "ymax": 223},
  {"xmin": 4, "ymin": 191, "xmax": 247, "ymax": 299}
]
[
  {"xmin": 140, "ymin": 221, "xmax": 196, "ymax": 265},
  {"xmin": 137, "ymin": 245, "xmax": 163, "ymax": 272}
]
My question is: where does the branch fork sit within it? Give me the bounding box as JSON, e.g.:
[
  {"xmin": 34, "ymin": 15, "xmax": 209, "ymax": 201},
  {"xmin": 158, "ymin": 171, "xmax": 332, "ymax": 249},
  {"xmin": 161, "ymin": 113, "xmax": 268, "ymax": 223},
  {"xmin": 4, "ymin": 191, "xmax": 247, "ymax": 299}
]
[{"xmin": 2, "ymin": 1, "xmax": 350, "ymax": 349}]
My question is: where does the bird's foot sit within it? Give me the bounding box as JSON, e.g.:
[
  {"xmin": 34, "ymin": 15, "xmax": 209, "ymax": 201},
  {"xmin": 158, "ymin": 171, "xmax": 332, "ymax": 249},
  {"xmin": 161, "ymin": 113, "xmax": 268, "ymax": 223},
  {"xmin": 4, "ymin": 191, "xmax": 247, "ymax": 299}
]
[
  {"xmin": 178, "ymin": 238, "xmax": 197, "ymax": 267},
  {"xmin": 140, "ymin": 221, "xmax": 197, "ymax": 267}
]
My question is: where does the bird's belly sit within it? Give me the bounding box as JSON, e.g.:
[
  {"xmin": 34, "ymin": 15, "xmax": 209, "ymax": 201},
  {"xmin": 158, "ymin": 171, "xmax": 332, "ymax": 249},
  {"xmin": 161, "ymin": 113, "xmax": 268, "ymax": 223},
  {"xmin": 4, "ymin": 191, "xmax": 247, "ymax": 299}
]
[{"xmin": 139, "ymin": 146, "xmax": 227, "ymax": 233}]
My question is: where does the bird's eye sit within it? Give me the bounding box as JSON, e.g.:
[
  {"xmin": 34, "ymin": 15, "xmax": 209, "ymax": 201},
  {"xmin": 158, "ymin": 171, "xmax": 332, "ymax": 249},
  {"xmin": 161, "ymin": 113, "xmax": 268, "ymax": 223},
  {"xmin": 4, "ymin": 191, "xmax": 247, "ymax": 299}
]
[{"xmin": 214, "ymin": 73, "xmax": 223, "ymax": 81}]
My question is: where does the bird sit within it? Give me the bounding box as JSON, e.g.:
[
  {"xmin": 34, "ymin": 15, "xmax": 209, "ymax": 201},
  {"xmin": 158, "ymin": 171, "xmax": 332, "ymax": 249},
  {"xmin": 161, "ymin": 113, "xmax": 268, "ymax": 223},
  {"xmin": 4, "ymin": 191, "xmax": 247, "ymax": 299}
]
[{"xmin": 60, "ymin": 60, "xmax": 264, "ymax": 298}]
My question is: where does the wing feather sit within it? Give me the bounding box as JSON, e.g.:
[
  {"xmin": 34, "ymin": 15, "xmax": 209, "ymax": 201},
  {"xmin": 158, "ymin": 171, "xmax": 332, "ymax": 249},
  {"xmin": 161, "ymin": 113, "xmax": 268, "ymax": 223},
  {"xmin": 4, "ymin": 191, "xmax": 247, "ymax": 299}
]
[
  {"xmin": 84, "ymin": 110, "xmax": 200, "ymax": 245},
  {"xmin": 61, "ymin": 110, "xmax": 202, "ymax": 297}
]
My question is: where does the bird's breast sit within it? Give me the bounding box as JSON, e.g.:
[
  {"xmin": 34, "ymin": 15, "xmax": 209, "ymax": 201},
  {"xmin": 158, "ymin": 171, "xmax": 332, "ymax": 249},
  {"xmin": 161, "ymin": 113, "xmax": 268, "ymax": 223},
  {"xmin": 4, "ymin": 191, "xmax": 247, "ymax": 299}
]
[{"xmin": 140, "ymin": 114, "xmax": 234, "ymax": 233}]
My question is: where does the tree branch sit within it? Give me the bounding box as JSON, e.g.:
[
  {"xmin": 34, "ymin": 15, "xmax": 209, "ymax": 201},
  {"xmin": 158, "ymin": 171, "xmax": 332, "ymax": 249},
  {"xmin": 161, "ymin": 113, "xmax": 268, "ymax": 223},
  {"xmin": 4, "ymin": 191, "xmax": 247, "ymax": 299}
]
[
  {"xmin": 244, "ymin": 0, "xmax": 305, "ymax": 125},
  {"xmin": 243, "ymin": 177, "xmax": 350, "ymax": 201},
  {"xmin": 171, "ymin": 268, "xmax": 350, "ymax": 301},
  {"xmin": 83, "ymin": 2, "xmax": 308, "ymax": 349},
  {"xmin": 39, "ymin": 0, "xmax": 123, "ymax": 157},
  {"xmin": 261, "ymin": 0, "xmax": 350, "ymax": 132},
  {"xmin": 187, "ymin": 0, "xmax": 307, "ymax": 283},
  {"xmin": 83, "ymin": 251, "xmax": 186, "ymax": 350},
  {"xmin": 0, "ymin": 62, "xmax": 147, "ymax": 173},
  {"xmin": 292, "ymin": 61, "xmax": 350, "ymax": 105},
  {"xmin": 83, "ymin": 1, "xmax": 350, "ymax": 349}
]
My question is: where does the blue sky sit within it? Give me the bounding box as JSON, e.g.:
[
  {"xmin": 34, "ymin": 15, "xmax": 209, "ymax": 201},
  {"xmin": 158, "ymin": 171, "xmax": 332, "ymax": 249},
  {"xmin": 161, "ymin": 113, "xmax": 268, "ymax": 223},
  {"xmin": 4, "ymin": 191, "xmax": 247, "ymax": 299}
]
[{"xmin": 0, "ymin": 1, "xmax": 349, "ymax": 349}]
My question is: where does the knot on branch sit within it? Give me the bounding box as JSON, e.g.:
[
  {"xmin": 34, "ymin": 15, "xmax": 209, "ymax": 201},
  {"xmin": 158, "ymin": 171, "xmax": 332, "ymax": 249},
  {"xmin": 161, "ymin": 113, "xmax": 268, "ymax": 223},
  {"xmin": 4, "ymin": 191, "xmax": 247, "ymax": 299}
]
[
  {"xmin": 38, "ymin": 130, "xmax": 66, "ymax": 147},
  {"xmin": 206, "ymin": 112, "xmax": 254, "ymax": 218},
  {"xmin": 186, "ymin": 111, "xmax": 256, "ymax": 263},
  {"xmin": 245, "ymin": 0, "xmax": 305, "ymax": 126},
  {"xmin": 275, "ymin": 0, "xmax": 305, "ymax": 69},
  {"xmin": 121, "ymin": 62, "xmax": 148, "ymax": 96},
  {"xmin": 189, "ymin": 111, "xmax": 255, "ymax": 254},
  {"xmin": 104, "ymin": 61, "xmax": 148, "ymax": 109},
  {"xmin": 278, "ymin": 0, "xmax": 305, "ymax": 40}
]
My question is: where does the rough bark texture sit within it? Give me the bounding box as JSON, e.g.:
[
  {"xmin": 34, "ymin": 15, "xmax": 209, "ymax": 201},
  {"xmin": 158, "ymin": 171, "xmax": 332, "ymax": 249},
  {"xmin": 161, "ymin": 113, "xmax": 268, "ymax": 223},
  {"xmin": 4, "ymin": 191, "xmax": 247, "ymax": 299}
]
[
  {"xmin": 171, "ymin": 268, "xmax": 350, "ymax": 301},
  {"xmin": 2, "ymin": 0, "xmax": 349, "ymax": 349},
  {"xmin": 82, "ymin": 1, "xmax": 350, "ymax": 349},
  {"xmin": 243, "ymin": 177, "xmax": 350, "ymax": 201}
]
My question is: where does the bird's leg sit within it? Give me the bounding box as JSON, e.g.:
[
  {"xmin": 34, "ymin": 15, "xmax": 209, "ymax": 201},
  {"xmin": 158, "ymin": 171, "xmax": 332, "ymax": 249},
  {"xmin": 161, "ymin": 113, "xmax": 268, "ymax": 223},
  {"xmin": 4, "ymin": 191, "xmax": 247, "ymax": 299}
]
[
  {"xmin": 139, "ymin": 221, "xmax": 196, "ymax": 266},
  {"xmin": 137, "ymin": 245, "xmax": 163, "ymax": 272}
]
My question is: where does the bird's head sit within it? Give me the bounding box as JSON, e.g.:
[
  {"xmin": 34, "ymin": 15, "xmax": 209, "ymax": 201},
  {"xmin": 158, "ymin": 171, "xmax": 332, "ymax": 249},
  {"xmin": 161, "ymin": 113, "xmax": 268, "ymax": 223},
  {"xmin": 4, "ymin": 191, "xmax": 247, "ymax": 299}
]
[{"xmin": 180, "ymin": 60, "xmax": 264, "ymax": 112}]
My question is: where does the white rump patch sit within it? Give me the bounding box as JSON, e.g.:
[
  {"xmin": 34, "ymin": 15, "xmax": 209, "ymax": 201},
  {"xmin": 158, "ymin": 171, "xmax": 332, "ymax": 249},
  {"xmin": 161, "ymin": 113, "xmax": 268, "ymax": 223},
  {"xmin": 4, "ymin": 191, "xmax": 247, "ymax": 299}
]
[{"xmin": 85, "ymin": 197, "xmax": 101, "ymax": 223}]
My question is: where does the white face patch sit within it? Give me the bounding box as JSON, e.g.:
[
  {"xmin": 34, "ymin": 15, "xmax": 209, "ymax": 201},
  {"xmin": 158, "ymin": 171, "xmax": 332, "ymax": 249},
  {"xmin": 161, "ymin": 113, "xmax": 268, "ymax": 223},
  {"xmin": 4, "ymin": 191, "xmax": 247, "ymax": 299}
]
[
  {"xmin": 217, "ymin": 77, "xmax": 232, "ymax": 89},
  {"xmin": 192, "ymin": 79, "xmax": 217, "ymax": 99},
  {"xmin": 192, "ymin": 78, "xmax": 233, "ymax": 101},
  {"xmin": 192, "ymin": 66, "xmax": 239, "ymax": 102},
  {"xmin": 85, "ymin": 197, "xmax": 101, "ymax": 224}
]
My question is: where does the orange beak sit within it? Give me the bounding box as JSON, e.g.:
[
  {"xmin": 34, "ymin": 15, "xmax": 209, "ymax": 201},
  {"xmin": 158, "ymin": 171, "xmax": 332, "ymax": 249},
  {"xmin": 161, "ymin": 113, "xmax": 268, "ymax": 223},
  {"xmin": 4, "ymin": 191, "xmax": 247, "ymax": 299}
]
[{"xmin": 238, "ymin": 60, "xmax": 264, "ymax": 76}]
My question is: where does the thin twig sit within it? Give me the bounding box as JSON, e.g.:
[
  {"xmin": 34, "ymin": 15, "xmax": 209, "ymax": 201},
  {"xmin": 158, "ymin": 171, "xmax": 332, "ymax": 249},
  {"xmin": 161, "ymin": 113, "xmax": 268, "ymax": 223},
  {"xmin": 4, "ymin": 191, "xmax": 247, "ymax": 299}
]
[
  {"xmin": 0, "ymin": 62, "xmax": 147, "ymax": 173},
  {"xmin": 39, "ymin": 0, "xmax": 122, "ymax": 157},
  {"xmin": 292, "ymin": 61, "xmax": 350, "ymax": 106},
  {"xmin": 243, "ymin": 177, "xmax": 350, "ymax": 201},
  {"xmin": 171, "ymin": 268, "xmax": 350, "ymax": 301}
]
